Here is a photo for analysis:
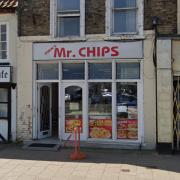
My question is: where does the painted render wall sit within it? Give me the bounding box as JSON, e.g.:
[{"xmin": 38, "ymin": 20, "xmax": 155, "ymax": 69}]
[
  {"xmin": 143, "ymin": 31, "xmax": 156, "ymax": 149},
  {"xmin": 0, "ymin": 14, "xmax": 17, "ymax": 141},
  {"xmin": 16, "ymin": 34, "xmax": 157, "ymax": 148},
  {"xmin": 157, "ymin": 39, "xmax": 173, "ymax": 143}
]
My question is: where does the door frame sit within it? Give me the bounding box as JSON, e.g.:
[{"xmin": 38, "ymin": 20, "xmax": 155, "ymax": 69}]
[
  {"xmin": 61, "ymin": 82, "xmax": 86, "ymax": 140},
  {"xmin": 37, "ymin": 83, "xmax": 52, "ymax": 139}
]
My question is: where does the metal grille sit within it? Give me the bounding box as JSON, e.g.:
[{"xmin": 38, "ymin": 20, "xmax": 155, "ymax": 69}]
[{"xmin": 173, "ymin": 76, "xmax": 180, "ymax": 150}]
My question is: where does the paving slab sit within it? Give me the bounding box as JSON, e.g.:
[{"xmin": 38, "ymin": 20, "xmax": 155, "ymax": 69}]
[{"xmin": 0, "ymin": 144, "xmax": 179, "ymax": 180}]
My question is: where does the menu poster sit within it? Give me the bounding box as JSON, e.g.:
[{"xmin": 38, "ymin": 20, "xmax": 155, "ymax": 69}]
[
  {"xmin": 117, "ymin": 119, "xmax": 138, "ymax": 140},
  {"xmin": 65, "ymin": 117, "xmax": 83, "ymax": 133},
  {"xmin": 89, "ymin": 118, "xmax": 112, "ymax": 139}
]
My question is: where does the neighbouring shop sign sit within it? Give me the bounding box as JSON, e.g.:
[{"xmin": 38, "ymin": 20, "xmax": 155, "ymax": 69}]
[
  {"xmin": 33, "ymin": 41, "xmax": 143, "ymax": 60},
  {"xmin": 0, "ymin": 66, "xmax": 11, "ymax": 82}
]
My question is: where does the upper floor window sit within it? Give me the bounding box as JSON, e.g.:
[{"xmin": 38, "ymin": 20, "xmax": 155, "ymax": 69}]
[
  {"xmin": 113, "ymin": 0, "xmax": 137, "ymax": 33},
  {"xmin": 0, "ymin": 23, "xmax": 7, "ymax": 60},
  {"xmin": 106, "ymin": 0, "xmax": 143, "ymax": 36},
  {"xmin": 51, "ymin": 0, "xmax": 85, "ymax": 38}
]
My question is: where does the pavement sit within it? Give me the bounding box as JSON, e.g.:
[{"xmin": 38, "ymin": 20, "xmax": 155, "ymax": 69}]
[{"xmin": 0, "ymin": 144, "xmax": 180, "ymax": 180}]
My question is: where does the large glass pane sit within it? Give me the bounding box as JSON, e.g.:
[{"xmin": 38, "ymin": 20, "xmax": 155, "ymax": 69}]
[
  {"xmin": 1, "ymin": 25, "xmax": 6, "ymax": 33},
  {"xmin": 116, "ymin": 63, "xmax": 140, "ymax": 79},
  {"xmin": 57, "ymin": 17, "xmax": 80, "ymax": 37},
  {"xmin": 1, "ymin": 42, "xmax": 7, "ymax": 50},
  {"xmin": 57, "ymin": 0, "xmax": 80, "ymax": 11},
  {"xmin": 116, "ymin": 82, "xmax": 138, "ymax": 140},
  {"xmin": 65, "ymin": 86, "xmax": 83, "ymax": 133},
  {"xmin": 0, "ymin": 103, "xmax": 8, "ymax": 118},
  {"xmin": 37, "ymin": 64, "xmax": 58, "ymax": 80},
  {"xmin": 114, "ymin": 0, "xmax": 136, "ymax": 8},
  {"xmin": 0, "ymin": 88, "xmax": 8, "ymax": 102},
  {"xmin": 62, "ymin": 63, "xmax": 84, "ymax": 80},
  {"xmin": 1, "ymin": 51, "xmax": 7, "ymax": 59},
  {"xmin": 1, "ymin": 34, "xmax": 6, "ymax": 41},
  {"xmin": 89, "ymin": 63, "xmax": 112, "ymax": 79},
  {"xmin": 114, "ymin": 10, "xmax": 136, "ymax": 33},
  {"xmin": 89, "ymin": 83, "xmax": 112, "ymax": 139}
]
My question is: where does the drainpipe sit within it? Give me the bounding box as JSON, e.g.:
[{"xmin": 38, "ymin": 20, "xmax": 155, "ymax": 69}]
[{"xmin": 152, "ymin": 16, "xmax": 159, "ymax": 151}]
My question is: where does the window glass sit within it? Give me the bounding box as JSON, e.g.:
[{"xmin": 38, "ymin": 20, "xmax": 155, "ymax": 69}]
[
  {"xmin": 114, "ymin": 10, "xmax": 136, "ymax": 33},
  {"xmin": 0, "ymin": 103, "xmax": 8, "ymax": 118},
  {"xmin": 89, "ymin": 63, "xmax": 112, "ymax": 79},
  {"xmin": 0, "ymin": 24, "xmax": 7, "ymax": 60},
  {"xmin": 37, "ymin": 64, "xmax": 59, "ymax": 80},
  {"xmin": 62, "ymin": 63, "xmax": 84, "ymax": 80},
  {"xmin": 114, "ymin": 0, "xmax": 136, "ymax": 8},
  {"xmin": 116, "ymin": 63, "xmax": 140, "ymax": 79},
  {"xmin": 57, "ymin": 17, "xmax": 80, "ymax": 37},
  {"xmin": 65, "ymin": 86, "xmax": 83, "ymax": 133},
  {"xmin": 57, "ymin": 0, "xmax": 80, "ymax": 11},
  {"xmin": 0, "ymin": 88, "xmax": 8, "ymax": 102},
  {"xmin": 116, "ymin": 82, "xmax": 138, "ymax": 140},
  {"xmin": 88, "ymin": 83, "xmax": 112, "ymax": 139}
]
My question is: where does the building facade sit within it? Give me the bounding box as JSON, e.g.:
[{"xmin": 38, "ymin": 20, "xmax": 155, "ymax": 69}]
[
  {"xmin": 0, "ymin": 0, "xmax": 18, "ymax": 142},
  {"xmin": 15, "ymin": 0, "xmax": 178, "ymax": 151}
]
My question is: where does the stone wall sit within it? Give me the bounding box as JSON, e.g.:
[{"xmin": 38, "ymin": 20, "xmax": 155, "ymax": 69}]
[
  {"xmin": 144, "ymin": 0, "xmax": 177, "ymax": 34},
  {"xmin": 85, "ymin": 0, "xmax": 105, "ymax": 34},
  {"xmin": 18, "ymin": 0, "xmax": 50, "ymax": 36},
  {"xmin": 18, "ymin": 0, "xmax": 177, "ymax": 36}
]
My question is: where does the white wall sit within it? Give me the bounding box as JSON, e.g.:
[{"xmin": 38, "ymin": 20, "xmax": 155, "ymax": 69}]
[
  {"xmin": 0, "ymin": 14, "xmax": 17, "ymax": 142},
  {"xmin": 157, "ymin": 39, "xmax": 173, "ymax": 143},
  {"xmin": 143, "ymin": 31, "xmax": 156, "ymax": 149}
]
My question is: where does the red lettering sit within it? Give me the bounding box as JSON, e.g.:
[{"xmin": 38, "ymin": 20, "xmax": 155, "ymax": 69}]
[
  {"xmin": 54, "ymin": 48, "xmax": 66, "ymax": 58},
  {"xmin": 102, "ymin": 47, "xmax": 110, "ymax": 56},
  {"xmin": 79, "ymin": 47, "xmax": 86, "ymax": 57},
  {"xmin": 111, "ymin": 46, "xmax": 119, "ymax": 57},
  {"xmin": 87, "ymin": 47, "xmax": 96, "ymax": 57},
  {"xmin": 97, "ymin": 47, "xmax": 101, "ymax": 57}
]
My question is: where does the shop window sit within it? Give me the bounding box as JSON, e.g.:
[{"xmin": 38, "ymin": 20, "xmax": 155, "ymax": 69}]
[
  {"xmin": 51, "ymin": 0, "xmax": 85, "ymax": 37},
  {"xmin": 0, "ymin": 88, "xmax": 8, "ymax": 118},
  {"xmin": 65, "ymin": 86, "xmax": 83, "ymax": 133},
  {"xmin": 106, "ymin": 0, "xmax": 143, "ymax": 36},
  {"xmin": 37, "ymin": 64, "xmax": 59, "ymax": 80},
  {"xmin": 88, "ymin": 63, "xmax": 112, "ymax": 79},
  {"xmin": 116, "ymin": 62, "xmax": 140, "ymax": 79},
  {"xmin": 0, "ymin": 24, "xmax": 7, "ymax": 60},
  {"xmin": 62, "ymin": 63, "xmax": 85, "ymax": 80},
  {"xmin": 116, "ymin": 82, "xmax": 138, "ymax": 140},
  {"xmin": 88, "ymin": 83, "xmax": 112, "ymax": 139}
]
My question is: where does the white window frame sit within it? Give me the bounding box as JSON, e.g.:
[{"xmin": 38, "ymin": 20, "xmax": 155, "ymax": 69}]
[
  {"xmin": 50, "ymin": 0, "xmax": 85, "ymax": 40},
  {"xmin": 106, "ymin": 0, "xmax": 143, "ymax": 38},
  {"xmin": 33, "ymin": 59, "xmax": 144, "ymax": 145},
  {"xmin": 0, "ymin": 22, "xmax": 9, "ymax": 62}
]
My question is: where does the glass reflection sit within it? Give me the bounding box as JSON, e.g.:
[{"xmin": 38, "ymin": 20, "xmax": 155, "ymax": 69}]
[
  {"xmin": 89, "ymin": 83, "xmax": 112, "ymax": 139},
  {"xmin": 116, "ymin": 82, "xmax": 138, "ymax": 140},
  {"xmin": 65, "ymin": 86, "xmax": 83, "ymax": 133}
]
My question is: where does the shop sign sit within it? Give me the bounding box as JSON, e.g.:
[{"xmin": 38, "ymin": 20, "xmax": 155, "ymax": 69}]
[
  {"xmin": 33, "ymin": 41, "xmax": 143, "ymax": 60},
  {"xmin": 0, "ymin": 66, "xmax": 11, "ymax": 82}
]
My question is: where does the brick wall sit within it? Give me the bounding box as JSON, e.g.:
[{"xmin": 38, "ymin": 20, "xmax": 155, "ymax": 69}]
[
  {"xmin": 85, "ymin": 0, "xmax": 105, "ymax": 34},
  {"xmin": 144, "ymin": 0, "xmax": 177, "ymax": 34},
  {"xmin": 18, "ymin": 0, "xmax": 177, "ymax": 36},
  {"xmin": 18, "ymin": 0, "xmax": 50, "ymax": 36}
]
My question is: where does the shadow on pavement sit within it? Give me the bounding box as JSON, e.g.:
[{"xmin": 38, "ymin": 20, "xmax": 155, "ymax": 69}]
[{"xmin": 0, "ymin": 143, "xmax": 180, "ymax": 173}]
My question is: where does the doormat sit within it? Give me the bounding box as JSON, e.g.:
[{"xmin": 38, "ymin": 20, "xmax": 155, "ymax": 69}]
[{"xmin": 23, "ymin": 143, "xmax": 61, "ymax": 151}]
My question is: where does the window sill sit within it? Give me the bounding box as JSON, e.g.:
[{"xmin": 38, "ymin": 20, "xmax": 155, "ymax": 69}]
[
  {"xmin": 104, "ymin": 34, "xmax": 145, "ymax": 41},
  {"xmin": 50, "ymin": 36, "xmax": 86, "ymax": 42}
]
